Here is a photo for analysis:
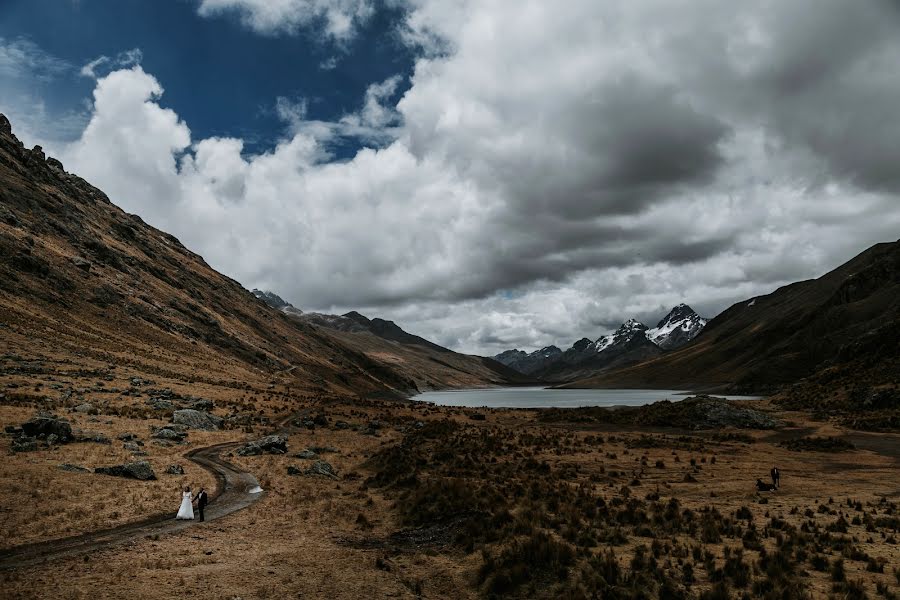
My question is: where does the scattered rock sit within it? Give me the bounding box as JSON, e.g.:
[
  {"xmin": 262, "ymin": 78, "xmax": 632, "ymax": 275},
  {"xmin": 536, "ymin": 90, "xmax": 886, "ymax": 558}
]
[
  {"xmin": 308, "ymin": 446, "xmax": 339, "ymax": 454},
  {"xmin": 22, "ymin": 413, "xmax": 73, "ymax": 442},
  {"xmin": 333, "ymin": 420, "xmax": 350, "ymax": 430},
  {"xmin": 172, "ymin": 409, "xmax": 223, "ymax": 431},
  {"xmin": 146, "ymin": 398, "xmax": 175, "ymax": 411},
  {"xmin": 287, "ymin": 465, "xmax": 302, "ymax": 475},
  {"xmin": 123, "ymin": 441, "xmax": 142, "ymax": 452},
  {"xmin": 58, "ymin": 463, "xmax": 90, "ymax": 473},
  {"xmin": 75, "ymin": 431, "xmax": 111, "ymax": 445},
  {"xmin": 73, "ymin": 402, "xmax": 95, "ymax": 414},
  {"xmin": 165, "ymin": 464, "xmax": 185, "ymax": 475},
  {"xmin": 294, "ymin": 449, "xmax": 318, "ymax": 460},
  {"xmin": 11, "ymin": 435, "xmax": 38, "ymax": 452},
  {"xmin": 95, "ymin": 460, "xmax": 157, "ymax": 480},
  {"xmin": 151, "ymin": 428, "xmax": 186, "ymax": 442},
  {"xmin": 117, "ymin": 432, "xmax": 139, "ymax": 441},
  {"xmin": 237, "ymin": 435, "xmax": 288, "ymax": 456},
  {"xmin": 70, "ymin": 256, "xmax": 92, "ymax": 272},
  {"xmin": 305, "ymin": 460, "xmax": 338, "ymax": 479}
]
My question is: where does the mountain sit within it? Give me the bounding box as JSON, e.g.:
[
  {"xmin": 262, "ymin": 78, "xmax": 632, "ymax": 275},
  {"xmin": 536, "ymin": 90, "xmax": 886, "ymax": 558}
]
[
  {"xmin": 493, "ymin": 346, "xmax": 563, "ymax": 375},
  {"xmin": 536, "ymin": 319, "xmax": 662, "ymax": 381},
  {"xmin": 646, "ymin": 304, "xmax": 707, "ymax": 350},
  {"xmin": 252, "ymin": 291, "xmax": 530, "ymax": 390},
  {"xmin": 493, "ymin": 305, "xmax": 707, "ymax": 380},
  {"xmin": 251, "ymin": 289, "xmax": 304, "ymax": 317},
  {"xmin": 0, "ymin": 114, "xmax": 518, "ymax": 400},
  {"xmin": 567, "ymin": 240, "xmax": 900, "ymax": 398}
]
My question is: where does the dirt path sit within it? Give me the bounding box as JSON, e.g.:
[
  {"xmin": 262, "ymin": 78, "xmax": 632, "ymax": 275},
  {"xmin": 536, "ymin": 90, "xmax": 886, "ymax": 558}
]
[{"xmin": 0, "ymin": 440, "xmax": 263, "ymax": 571}]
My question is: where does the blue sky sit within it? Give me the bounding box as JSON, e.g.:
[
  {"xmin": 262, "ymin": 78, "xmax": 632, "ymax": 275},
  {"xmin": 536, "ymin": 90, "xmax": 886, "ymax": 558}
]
[
  {"xmin": 1, "ymin": 0, "xmax": 899, "ymax": 355},
  {"xmin": 0, "ymin": 0, "xmax": 413, "ymax": 156}
]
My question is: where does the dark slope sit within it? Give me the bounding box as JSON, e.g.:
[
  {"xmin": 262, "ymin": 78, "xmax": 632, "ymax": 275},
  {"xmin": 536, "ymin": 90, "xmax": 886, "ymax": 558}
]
[
  {"xmin": 0, "ymin": 114, "xmax": 425, "ymax": 398},
  {"xmin": 567, "ymin": 240, "xmax": 900, "ymax": 394}
]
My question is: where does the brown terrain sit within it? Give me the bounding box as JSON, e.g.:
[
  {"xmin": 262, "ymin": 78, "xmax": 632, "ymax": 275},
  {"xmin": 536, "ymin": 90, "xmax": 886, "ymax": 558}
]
[{"xmin": 2, "ymin": 112, "xmax": 899, "ymax": 599}]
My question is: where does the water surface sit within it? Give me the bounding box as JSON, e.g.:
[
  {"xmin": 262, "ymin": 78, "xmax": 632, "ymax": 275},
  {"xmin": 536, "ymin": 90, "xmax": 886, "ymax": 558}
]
[{"xmin": 415, "ymin": 387, "xmax": 760, "ymax": 409}]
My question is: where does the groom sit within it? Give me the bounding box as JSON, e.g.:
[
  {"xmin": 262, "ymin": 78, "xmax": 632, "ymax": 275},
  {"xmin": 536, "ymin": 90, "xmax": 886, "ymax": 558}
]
[{"xmin": 193, "ymin": 487, "xmax": 208, "ymax": 522}]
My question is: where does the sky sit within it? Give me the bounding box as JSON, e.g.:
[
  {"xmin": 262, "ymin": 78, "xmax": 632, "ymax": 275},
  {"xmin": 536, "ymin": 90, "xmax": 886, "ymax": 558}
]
[{"xmin": 2, "ymin": 0, "xmax": 899, "ymax": 356}]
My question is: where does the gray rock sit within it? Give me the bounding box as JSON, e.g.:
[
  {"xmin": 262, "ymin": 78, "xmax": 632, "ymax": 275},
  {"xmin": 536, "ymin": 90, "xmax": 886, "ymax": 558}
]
[
  {"xmin": 94, "ymin": 460, "xmax": 156, "ymax": 480},
  {"xmin": 333, "ymin": 420, "xmax": 350, "ymax": 430},
  {"xmin": 151, "ymin": 428, "xmax": 186, "ymax": 442},
  {"xmin": 286, "ymin": 465, "xmax": 302, "ymax": 475},
  {"xmin": 11, "ymin": 435, "xmax": 38, "ymax": 452},
  {"xmin": 308, "ymin": 446, "xmax": 339, "ymax": 454},
  {"xmin": 123, "ymin": 441, "xmax": 142, "ymax": 452},
  {"xmin": 146, "ymin": 398, "xmax": 175, "ymax": 411},
  {"xmin": 172, "ymin": 409, "xmax": 223, "ymax": 431},
  {"xmin": 294, "ymin": 449, "xmax": 318, "ymax": 460},
  {"xmin": 117, "ymin": 432, "xmax": 139, "ymax": 441},
  {"xmin": 237, "ymin": 435, "xmax": 288, "ymax": 456},
  {"xmin": 22, "ymin": 413, "xmax": 73, "ymax": 442},
  {"xmin": 58, "ymin": 463, "xmax": 90, "ymax": 473},
  {"xmin": 70, "ymin": 256, "xmax": 91, "ymax": 272},
  {"xmin": 75, "ymin": 431, "xmax": 111, "ymax": 444},
  {"xmin": 185, "ymin": 398, "xmax": 214, "ymax": 412},
  {"xmin": 165, "ymin": 464, "xmax": 185, "ymax": 475},
  {"xmin": 305, "ymin": 460, "xmax": 337, "ymax": 479},
  {"xmin": 73, "ymin": 403, "xmax": 95, "ymax": 414}
]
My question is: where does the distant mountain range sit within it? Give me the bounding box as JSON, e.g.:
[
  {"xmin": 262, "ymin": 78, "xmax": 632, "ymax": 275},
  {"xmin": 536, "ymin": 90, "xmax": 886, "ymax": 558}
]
[
  {"xmin": 252, "ymin": 293, "xmax": 529, "ymax": 391},
  {"xmin": 566, "ymin": 240, "xmax": 900, "ymax": 402},
  {"xmin": 494, "ymin": 304, "xmax": 708, "ymax": 380}
]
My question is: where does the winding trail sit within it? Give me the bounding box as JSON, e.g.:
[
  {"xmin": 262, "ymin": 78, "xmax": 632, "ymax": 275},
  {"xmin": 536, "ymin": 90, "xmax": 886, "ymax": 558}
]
[{"xmin": 0, "ymin": 440, "xmax": 263, "ymax": 571}]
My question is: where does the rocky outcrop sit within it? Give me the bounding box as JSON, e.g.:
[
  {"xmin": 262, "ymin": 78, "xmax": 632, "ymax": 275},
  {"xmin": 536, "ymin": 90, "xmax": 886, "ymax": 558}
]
[
  {"xmin": 21, "ymin": 413, "xmax": 73, "ymax": 443},
  {"xmin": 172, "ymin": 409, "xmax": 223, "ymax": 431},
  {"xmin": 304, "ymin": 460, "xmax": 338, "ymax": 479},
  {"xmin": 165, "ymin": 464, "xmax": 185, "ymax": 475},
  {"xmin": 94, "ymin": 460, "xmax": 157, "ymax": 480},
  {"xmin": 237, "ymin": 435, "xmax": 288, "ymax": 456},
  {"xmin": 152, "ymin": 427, "xmax": 187, "ymax": 442}
]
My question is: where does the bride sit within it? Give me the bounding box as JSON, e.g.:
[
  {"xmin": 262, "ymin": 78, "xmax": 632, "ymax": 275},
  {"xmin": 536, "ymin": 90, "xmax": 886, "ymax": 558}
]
[{"xmin": 176, "ymin": 486, "xmax": 194, "ymax": 520}]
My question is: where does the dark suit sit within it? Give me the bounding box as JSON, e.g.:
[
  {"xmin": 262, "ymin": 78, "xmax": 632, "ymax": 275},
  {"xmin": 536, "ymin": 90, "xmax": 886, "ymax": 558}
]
[
  {"xmin": 770, "ymin": 468, "xmax": 780, "ymax": 489},
  {"xmin": 194, "ymin": 490, "xmax": 208, "ymax": 522}
]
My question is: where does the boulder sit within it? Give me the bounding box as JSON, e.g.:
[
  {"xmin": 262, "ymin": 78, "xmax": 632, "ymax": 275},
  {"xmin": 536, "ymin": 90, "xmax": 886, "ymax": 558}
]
[
  {"xmin": 75, "ymin": 431, "xmax": 111, "ymax": 445},
  {"xmin": 70, "ymin": 256, "xmax": 92, "ymax": 272},
  {"xmin": 95, "ymin": 460, "xmax": 157, "ymax": 481},
  {"xmin": 287, "ymin": 465, "xmax": 303, "ymax": 476},
  {"xmin": 165, "ymin": 464, "xmax": 185, "ymax": 475},
  {"xmin": 305, "ymin": 460, "xmax": 338, "ymax": 479},
  {"xmin": 237, "ymin": 435, "xmax": 288, "ymax": 456},
  {"xmin": 294, "ymin": 449, "xmax": 318, "ymax": 460},
  {"xmin": 11, "ymin": 435, "xmax": 38, "ymax": 452},
  {"xmin": 58, "ymin": 463, "xmax": 90, "ymax": 473},
  {"xmin": 146, "ymin": 398, "xmax": 175, "ymax": 411},
  {"xmin": 117, "ymin": 432, "xmax": 139, "ymax": 441},
  {"xmin": 73, "ymin": 403, "xmax": 95, "ymax": 413},
  {"xmin": 151, "ymin": 428, "xmax": 186, "ymax": 442},
  {"xmin": 22, "ymin": 413, "xmax": 73, "ymax": 442},
  {"xmin": 123, "ymin": 441, "xmax": 142, "ymax": 452},
  {"xmin": 172, "ymin": 409, "xmax": 223, "ymax": 431}
]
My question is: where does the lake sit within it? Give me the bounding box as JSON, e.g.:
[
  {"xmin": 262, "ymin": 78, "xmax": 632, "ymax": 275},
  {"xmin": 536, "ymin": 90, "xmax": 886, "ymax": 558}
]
[{"xmin": 414, "ymin": 387, "xmax": 760, "ymax": 409}]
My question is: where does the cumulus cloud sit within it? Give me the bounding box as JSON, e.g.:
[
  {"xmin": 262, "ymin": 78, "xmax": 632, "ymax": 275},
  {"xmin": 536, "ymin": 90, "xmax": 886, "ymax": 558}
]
[
  {"xmin": 54, "ymin": 0, "xmax": 900, "ymax": 355},
  {"xmin": 196, "ymin": 0, "xmax": 374, "ymax": 40}
]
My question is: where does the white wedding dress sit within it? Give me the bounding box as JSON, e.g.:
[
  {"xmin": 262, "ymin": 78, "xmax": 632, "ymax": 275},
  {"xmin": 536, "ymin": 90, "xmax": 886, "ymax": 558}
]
[{"xmin": 176, "ymin": 491, "xmax": 194, "ymax": 520}]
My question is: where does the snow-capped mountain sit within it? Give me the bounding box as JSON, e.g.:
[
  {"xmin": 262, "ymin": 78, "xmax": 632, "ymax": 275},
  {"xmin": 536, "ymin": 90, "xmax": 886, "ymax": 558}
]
[
  {"xmin": 252, "ymin": 289, "xmax": 304, "ymax": 316},
  {"xmin": 493, "ymin": 346, "xmax": 563, "ymax": 375},
  {"xmin": 494, "ymin": 305, "xmax": 708, "ymax": 379},
  {"xmin": 646, "ymin": 304, "xmax": 707, "ymax": 350}
]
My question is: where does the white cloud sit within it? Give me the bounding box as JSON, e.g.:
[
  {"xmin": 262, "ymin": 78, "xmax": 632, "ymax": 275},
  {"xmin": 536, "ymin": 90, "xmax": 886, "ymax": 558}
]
[
  {"xmin": 0, "ymin": 36, "xmax": 69, "ymax": 80},
  {"xmin": 196, "ymin": 0, "xmax": 375, "ymax": 40},
  {"xmin": 50, "ymin": 0, "xmax": 900, "ymax": 355},
  {"xmin": 80, "ymin": 48, "xmax": 143, "ymax": 79}
]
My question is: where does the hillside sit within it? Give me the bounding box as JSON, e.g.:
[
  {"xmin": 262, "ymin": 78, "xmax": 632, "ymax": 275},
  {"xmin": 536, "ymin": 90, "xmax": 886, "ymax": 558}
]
[
  {"xmin": 0, "ymin": 114, "xmax": 514, "ymax": 401},
  {"xmin": 566, "ymin": 240, "xmax": 900, "ymax": 399},
  {"xmin": 253, "ymin": 294, "xmax": 530, "ymax": 391}
]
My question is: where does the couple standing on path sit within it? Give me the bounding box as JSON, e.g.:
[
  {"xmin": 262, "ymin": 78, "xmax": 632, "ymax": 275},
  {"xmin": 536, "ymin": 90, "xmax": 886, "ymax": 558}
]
[{"xmin": 176, "ymin": 486, "xmax": 208, "ymax": 521}]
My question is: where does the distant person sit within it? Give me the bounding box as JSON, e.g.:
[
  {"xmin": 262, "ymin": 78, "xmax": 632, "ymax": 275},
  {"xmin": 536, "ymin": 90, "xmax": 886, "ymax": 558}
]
[
  {"xmin": 771, "ymin": 466, "xmax": 780, "ymax": 489},
  {"xmin": 193, "ymin": 487, "xmax": 208, "ymax": 522},
  {"xmin": 756, "ymin": 478, "xmax": 775, "ymax": 492},
  {"xmin": 176, "ymin": 486, "xmax": 194, "ymax": 520}
]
